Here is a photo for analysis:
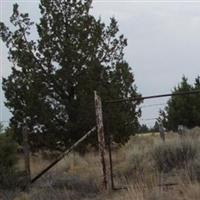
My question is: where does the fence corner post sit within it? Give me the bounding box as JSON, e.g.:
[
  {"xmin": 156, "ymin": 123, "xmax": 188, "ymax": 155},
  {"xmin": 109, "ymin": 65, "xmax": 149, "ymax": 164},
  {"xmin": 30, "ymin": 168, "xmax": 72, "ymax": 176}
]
[{"xmin": 94, "ymin": 91, "xmax": 108, "ymax": 190}]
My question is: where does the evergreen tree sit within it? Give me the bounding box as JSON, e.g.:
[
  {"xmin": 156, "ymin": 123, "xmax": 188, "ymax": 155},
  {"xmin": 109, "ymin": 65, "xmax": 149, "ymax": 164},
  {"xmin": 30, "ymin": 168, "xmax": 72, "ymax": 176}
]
[
  {"xmin": 193, "ymin": 76, "xmax": 200, "ymax": 125},
  {"xmin": 0, "ymin": 1, "xmax": 141, "ymax": 150},
  {"xmin": 138, "ymin": 124, "xmax": 149, "ymax": 133},
  {"xmin": 153, "ymin": 121, "xmax": 159, "ymax": 132},
  {"xmin": 161, "ymin": 76, "xmax": 199, "ymax": 131}
]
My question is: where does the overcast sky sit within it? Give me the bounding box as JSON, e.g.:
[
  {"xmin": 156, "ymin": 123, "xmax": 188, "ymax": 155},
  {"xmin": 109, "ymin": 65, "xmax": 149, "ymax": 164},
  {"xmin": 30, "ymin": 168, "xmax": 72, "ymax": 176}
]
[{"xmin": 1, "ymin": 0, "xmax": 200, "ymax": 127}]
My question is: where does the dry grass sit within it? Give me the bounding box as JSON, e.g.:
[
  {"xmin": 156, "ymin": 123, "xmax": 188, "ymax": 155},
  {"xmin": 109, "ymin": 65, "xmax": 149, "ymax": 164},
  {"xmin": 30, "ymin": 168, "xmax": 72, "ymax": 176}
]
[{"xmin": 3, "ymin": 127, "xmax": 200, "ymax": 200}]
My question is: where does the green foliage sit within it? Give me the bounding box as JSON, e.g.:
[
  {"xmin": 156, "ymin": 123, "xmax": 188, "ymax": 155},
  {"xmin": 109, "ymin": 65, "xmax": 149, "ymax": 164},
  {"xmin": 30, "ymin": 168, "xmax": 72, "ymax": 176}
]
[
  {"xmin": 152, "ymin": 140, "xmax": 198, "ymax": 173},
  {"xmin": 160, "ymin": 76, "xmax": 200, "ymax": 131},
  {"xmin": 0, "ymin": 134, "xmax": 18, "ymax": 188},
  {"xmin": 152, "ymin": 121, "xmax": 159, "ymax": 132},
  {"xmin": 0, "ymin": 1, "xmax": 141, "ymax": 150},
  {"xmin": 137, "ymin": 124, "xmax": 150, "ymax": 133}
]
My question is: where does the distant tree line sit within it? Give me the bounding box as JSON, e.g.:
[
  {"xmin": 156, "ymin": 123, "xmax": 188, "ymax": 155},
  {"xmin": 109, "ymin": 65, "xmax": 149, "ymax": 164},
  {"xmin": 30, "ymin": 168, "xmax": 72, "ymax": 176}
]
[{"xmin": 137, "ymin": 122, "xmax": 160, "ymax": 134}]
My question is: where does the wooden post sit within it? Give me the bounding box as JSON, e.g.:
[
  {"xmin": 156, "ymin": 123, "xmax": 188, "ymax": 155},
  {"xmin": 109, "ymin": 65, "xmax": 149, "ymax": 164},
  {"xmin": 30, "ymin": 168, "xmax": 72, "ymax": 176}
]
[
  {"xmin": 94, "ymin": 91, "xmax": 108, "ymax": 190},
  {"xmin": 22, "ymin": 126, "xmax": 31, "ymax": 189},
  {"xmin": 159, "ymin": 123, "xmax": 165, "ymax": 143},
  {"xmin": 178, "ymin": 125, "xmax": 184, "ymax": 138}
]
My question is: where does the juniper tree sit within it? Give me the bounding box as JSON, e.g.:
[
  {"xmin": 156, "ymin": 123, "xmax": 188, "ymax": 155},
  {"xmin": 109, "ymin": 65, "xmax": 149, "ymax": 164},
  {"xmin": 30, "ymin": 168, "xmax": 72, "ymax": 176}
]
[
  {"xmin": 160, "ymin": 76, "xmax": 200, "ymax": 131},
  {"xmin": 0, "ymin": 0, "xmax": 141, "ymax": 150}
]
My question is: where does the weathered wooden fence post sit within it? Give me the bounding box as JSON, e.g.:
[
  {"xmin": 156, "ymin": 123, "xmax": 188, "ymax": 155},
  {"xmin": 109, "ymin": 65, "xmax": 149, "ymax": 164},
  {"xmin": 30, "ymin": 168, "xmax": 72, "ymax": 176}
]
[
  {"xmin": 94, "ymin": 91, "xmax": 108, "ymax": 190},
  {"xmin": 159, "ymin": 122, "xmax": 165, "ymax": 143},
  {"xmin": 178, "ymin": 125, "xmax": 184, "ymax": 138},
  {"xmin": 23, "ymin": 125, "xmax": 31, "ymax": 189}
]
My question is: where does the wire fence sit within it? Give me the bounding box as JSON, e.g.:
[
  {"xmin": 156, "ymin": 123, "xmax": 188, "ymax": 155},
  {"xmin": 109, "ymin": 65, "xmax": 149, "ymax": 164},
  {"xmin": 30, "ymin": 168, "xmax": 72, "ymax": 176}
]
[{"xmin": 2, "ymin": 90, "xmax": 200, "ymax": 192}]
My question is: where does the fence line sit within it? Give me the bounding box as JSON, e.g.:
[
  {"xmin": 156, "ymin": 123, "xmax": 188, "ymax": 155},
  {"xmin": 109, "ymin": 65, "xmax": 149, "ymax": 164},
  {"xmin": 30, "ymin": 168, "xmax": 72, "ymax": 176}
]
[
  {"xmin": 3, "ymin": 89, "xmax": 199, "ymax": 192},
  {"xmin": 104, "ymin": 90, "xmax": 200, "ymax": 104},
  {"xmin": 140, "ymin": 103, "xmax": 166, "ymax": 108}
]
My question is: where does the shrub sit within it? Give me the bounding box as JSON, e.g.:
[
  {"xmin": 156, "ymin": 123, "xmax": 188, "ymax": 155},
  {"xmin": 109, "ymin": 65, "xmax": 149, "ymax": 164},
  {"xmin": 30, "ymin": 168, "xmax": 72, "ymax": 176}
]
[
  {"xmin": 152, "ymin": 140, "xmax": 198, "ymax": 173},
  {"xmin": 0, "ymin": 134, "xmax": 18, "ymax": 188},
  {"xmin": 187, "ymin": 158, "xmax": 200, "ymax": 182}
]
